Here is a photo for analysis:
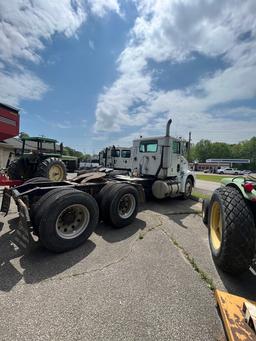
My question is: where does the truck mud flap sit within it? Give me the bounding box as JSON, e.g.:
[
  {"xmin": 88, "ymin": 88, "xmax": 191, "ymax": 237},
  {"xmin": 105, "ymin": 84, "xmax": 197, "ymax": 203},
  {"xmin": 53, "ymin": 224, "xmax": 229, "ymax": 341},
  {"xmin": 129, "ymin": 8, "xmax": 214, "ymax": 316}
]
[
  {"xmin": 12, "ymin": 199, "xmax": 34, "ymax": 251},
  {"xmin": 1, "ymin": 188, "xmax": 11, "ymax": 216},
  {"xmin": 12, "ymin": 220, "xmax": 34, "ymax": 251}
]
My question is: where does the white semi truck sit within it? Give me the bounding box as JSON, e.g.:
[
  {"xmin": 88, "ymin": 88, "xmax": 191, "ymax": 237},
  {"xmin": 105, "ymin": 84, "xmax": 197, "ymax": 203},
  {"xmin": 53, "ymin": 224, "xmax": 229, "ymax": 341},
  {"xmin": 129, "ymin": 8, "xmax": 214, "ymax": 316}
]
[
  {"xmin": 99, "ymin": 146, "xmax": 132, "ymax": 170},
  {"xmin": 116, "ymin": 119, "xmax": 195, "ymax": 199},
  {"xmin": 1, "ymin": 119, "xmax": 195, "ymax": 253}
]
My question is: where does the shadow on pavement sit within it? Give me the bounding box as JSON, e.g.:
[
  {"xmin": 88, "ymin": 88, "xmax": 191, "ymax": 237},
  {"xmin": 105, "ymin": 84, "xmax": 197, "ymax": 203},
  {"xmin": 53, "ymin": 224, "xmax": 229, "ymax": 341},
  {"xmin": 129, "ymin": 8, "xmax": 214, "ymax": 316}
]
[
  {"xmin": 94, "ymin": 218, "xmax": 146, "ymax": 243},
  {"xmin": 0, "ymin": 217, "xmax": 96, "ymax": 291},
  {"xmin": 145, "ymin": 197, "xmax": 201, "ymax": 229},
  {"xmin": 215, "ymin": 265, "xmax": 256, "ymax": 301},
  {"xmin": 0, "ymin": 215, "xmax": 147, "ymax": 291}
]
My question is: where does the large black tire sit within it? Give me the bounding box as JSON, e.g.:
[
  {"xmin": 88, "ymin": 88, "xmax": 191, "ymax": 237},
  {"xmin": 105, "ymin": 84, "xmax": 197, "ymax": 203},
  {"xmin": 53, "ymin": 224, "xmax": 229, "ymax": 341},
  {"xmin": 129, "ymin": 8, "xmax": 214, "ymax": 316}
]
[
  {"xmin": 100, "ymin": 183, "xmax": 139, "ymax": 228},
  {"xmin": 35, "ymin": 157, "xmax": 67, "ymax": 181},
  {"xmin": 7, "ymin": 159, "xmax": 23, "ymax": 180},
  {"xmin": 31, "ymin": 187, "xmax": 75, "ymax": 228},
  {"xmin": 95, "ymin": 182, "xmax": 115, "ymax": 206},
  {"xmin": 95, "ymin": 182, "xmax": 117, "ymax": 221},
  {"xmin": 202, "ymin": 199, "xmax": 210, "ymax": 225},
  {"xmin": 39, "ymin": 189, "xmax": 99, "ymax": 252},
  {"xmin": 208, "ymin": 186, "xmax": 256, "ymax": 275}
]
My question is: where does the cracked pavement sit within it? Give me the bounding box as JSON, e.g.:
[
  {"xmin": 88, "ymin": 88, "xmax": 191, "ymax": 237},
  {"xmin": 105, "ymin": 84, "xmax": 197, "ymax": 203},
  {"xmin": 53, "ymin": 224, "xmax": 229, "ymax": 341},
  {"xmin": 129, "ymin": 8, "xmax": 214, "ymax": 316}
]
[{"xmin": 1, "ymin": 196, "xmax": 256, "ymax": 340}]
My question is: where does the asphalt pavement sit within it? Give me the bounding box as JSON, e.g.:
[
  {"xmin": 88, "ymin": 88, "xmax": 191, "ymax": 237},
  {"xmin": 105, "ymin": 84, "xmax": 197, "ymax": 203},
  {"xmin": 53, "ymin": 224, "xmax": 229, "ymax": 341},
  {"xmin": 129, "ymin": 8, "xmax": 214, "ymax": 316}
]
[
  {"xmin": 194, "ymin": 179, "xmax": 220, "ymax": 193},
  {"xmin": 1, "ymin": 195, "xmax": 255, "ymax": 340}
]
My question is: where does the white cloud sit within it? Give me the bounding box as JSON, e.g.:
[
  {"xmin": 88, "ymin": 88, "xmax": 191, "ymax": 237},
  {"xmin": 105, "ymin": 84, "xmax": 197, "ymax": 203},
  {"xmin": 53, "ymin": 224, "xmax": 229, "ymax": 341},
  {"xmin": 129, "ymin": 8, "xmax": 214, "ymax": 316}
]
[
  {"xmin": 94, "ymin": 0, "xmax": 256, "ymax": 142},
  {"xmin": 56, "ymin": 121, "xmax": 72, "ymax": 129},
  {"xmin": 0, "ymin": 0, "xmax": 87, "ymax": 106},
  {"xmin": 0, "ymin": 0, "xmax": 86, "ymax": 63},
  {"xmin": 88, "ymin": 0, "xmax": 121, "ymax": 17},
  {"xmin": 0, "ymin": 70, "xmax": 48, "ymax": 106}
]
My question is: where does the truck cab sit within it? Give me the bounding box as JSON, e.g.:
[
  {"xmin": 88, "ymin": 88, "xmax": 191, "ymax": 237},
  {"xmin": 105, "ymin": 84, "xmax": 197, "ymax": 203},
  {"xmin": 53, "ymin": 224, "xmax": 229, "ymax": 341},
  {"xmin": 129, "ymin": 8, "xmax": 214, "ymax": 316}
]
[
  {"xmin": 132, "ymin": 136, "xmax": 188, "ymax": 178},
  {"xmin": 130, "ymin": 119, "xmax": 195, "ymax": 199},
  {"xmin": 99, "ymin": 146, "xmax": 132, "ymax": 170}
]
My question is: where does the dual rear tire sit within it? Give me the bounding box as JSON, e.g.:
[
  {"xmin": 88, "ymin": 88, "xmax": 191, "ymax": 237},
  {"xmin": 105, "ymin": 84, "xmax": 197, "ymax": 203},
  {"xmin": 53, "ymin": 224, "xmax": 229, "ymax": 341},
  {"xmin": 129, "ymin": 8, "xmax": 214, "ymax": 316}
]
[
  {"xmin": 31, "ymin": 183, "xmax": 139, "ymax": 252},
  {"xmin": 97, "ymin": 183, "xmax": 139, "ymax": 228},
  {"xmin": 34, "ymin": 188, "xmax": 99, "ymax": 252}
]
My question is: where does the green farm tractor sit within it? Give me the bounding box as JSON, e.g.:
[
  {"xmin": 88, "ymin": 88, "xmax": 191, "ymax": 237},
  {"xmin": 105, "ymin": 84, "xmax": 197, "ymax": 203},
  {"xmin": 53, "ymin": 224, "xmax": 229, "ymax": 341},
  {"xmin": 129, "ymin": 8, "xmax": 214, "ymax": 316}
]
[
  {"xmin": 202, "ymin": 176, "xmax": 256, "ymax": 275},
  {"xmin": 7, "ymin": 137, "xmax": 79, "ymax": 182}
]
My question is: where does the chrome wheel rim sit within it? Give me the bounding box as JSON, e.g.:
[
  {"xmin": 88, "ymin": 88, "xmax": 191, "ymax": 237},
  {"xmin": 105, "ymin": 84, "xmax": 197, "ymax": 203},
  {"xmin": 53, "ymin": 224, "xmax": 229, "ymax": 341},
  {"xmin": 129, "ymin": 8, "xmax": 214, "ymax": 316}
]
[
  {"xmin": 118, "ymin": 194, "xmax": 136, "ymax": 219},
  {"xmin": 56, "ymin": 204, "xmax": 90, "ymax": 239}
]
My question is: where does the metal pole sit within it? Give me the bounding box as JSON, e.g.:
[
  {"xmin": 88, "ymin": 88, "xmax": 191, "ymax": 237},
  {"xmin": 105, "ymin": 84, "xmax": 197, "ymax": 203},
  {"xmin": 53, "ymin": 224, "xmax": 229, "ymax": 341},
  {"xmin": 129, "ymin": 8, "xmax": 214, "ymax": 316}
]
[{"xmin": 188, "ymin": 131, "xmax": 191, "ymax": 161}]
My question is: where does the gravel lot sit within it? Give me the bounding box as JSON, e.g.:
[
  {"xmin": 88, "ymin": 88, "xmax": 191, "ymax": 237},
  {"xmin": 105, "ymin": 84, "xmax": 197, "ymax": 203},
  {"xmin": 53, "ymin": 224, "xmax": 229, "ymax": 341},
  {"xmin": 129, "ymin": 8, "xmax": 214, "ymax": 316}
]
[{"xmin": 0, "ymin": 193, "xmax": 256, "ymax": 340}]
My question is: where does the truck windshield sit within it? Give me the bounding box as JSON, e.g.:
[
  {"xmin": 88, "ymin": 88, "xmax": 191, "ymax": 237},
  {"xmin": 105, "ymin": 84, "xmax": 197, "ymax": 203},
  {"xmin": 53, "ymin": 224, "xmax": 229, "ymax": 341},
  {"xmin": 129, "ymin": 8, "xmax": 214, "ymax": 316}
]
[{"xmin": 139, "ymin": 140, "xmax": 158, "ymax": 153}]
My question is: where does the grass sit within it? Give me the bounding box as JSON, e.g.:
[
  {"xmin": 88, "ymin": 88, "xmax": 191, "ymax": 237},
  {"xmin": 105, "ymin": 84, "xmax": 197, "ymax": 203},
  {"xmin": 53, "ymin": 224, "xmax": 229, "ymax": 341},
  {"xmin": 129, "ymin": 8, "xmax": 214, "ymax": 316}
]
[
  {"xmin": 196, "ymin": 174, "xmax": 230, "ymax": 183},
  {"xmin": 192, "ymin": 191, "xmax": 211, "ymax": 200},
  {"xmin": 168, "ymin": 234, "xmax": 216, "ymax": 291}
]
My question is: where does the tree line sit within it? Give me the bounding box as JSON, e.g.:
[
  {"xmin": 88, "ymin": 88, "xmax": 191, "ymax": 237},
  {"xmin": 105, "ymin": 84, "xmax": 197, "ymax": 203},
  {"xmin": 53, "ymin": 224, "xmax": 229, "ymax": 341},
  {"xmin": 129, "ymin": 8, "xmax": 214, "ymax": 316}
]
[
  {"xmin": 189, "ymin": 137, "xmax": 256, "ymax": 170},
  {"xmin": 62, "ymin": 146, "xmax": 91, "ymax": 160}
]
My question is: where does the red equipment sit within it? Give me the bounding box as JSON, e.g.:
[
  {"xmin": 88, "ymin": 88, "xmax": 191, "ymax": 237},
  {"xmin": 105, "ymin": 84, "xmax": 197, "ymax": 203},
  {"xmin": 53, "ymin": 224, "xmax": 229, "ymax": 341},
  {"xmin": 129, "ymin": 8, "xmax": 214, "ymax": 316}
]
[
  {"xmin": 0, "ymin": 102, "xmax": 20, "ymax": 141},
  {"xmin": 0, "ymin": 173, "xmax": 23, "ymax": 187}
]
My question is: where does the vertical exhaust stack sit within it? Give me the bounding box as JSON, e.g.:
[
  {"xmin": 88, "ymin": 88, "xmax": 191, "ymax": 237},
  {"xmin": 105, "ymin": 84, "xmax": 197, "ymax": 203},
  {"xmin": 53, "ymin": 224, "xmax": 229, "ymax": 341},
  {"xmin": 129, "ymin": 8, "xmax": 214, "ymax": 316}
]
[
  {"xmin": 157, "ymin": 118, "xmax": 172, "ymax": 178},
  {"xmin": 165, "ymin": 118, "xmax": 172, "ymax": 137}
]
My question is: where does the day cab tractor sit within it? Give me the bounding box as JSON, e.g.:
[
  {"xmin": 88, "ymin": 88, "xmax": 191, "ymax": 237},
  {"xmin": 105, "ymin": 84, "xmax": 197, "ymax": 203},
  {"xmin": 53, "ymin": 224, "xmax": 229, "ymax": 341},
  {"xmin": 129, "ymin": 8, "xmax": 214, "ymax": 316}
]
[
  {"xmin": 1, "ymin": 118, "xmax": 195, "ymax": 253},
  {"xmin": 99, "ymin": 146, "xmax": 132, "ymax": 171},
  {"xmin": 202, "ymin": 176, "xmax": 256, "ymax": 275},
  {"xmin": 7, "ymin": 136, "xmax": 79, "ymax": 182}
]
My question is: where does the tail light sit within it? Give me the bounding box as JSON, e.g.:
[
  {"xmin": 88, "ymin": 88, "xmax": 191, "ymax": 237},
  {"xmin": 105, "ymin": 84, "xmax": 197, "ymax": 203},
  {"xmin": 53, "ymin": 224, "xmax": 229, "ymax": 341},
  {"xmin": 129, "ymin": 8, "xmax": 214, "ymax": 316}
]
[{"xmin": 243, "ymin": 182, "xmax": 255, "ymax": 192}]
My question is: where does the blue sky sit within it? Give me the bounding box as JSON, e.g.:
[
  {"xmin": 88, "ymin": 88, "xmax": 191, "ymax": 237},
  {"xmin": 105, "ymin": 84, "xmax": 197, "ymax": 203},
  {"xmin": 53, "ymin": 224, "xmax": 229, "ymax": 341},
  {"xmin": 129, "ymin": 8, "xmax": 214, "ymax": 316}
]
[{"xmin": 1, "ymin": 0, "xmax": 256, "ymax": 154}]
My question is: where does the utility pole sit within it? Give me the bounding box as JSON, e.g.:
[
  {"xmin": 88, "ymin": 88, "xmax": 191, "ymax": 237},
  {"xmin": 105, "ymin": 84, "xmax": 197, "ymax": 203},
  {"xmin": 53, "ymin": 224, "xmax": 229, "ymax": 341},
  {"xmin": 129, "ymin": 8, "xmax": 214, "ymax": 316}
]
[{"xmin": 188, "ymin": 131, "xmax": 192, "ymax": 161}]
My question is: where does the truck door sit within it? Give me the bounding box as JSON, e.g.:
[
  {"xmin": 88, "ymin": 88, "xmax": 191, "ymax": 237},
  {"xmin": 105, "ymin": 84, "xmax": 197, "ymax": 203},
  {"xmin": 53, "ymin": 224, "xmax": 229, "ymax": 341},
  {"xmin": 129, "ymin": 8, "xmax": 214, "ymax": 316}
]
[
  {"xmin": 121, "ymin": 149, "xmax": 131, "ymax": 170},
  {"xmin": 168, "ymin": 140, "xmax": 181, "ymax": 177},
  {"xmin": 139, "ymin": 140, "xmax": 161, "ymax": 176},
  {"xmin": 112, "ymin": 148, "xmax": 120, "ymax": 169}
]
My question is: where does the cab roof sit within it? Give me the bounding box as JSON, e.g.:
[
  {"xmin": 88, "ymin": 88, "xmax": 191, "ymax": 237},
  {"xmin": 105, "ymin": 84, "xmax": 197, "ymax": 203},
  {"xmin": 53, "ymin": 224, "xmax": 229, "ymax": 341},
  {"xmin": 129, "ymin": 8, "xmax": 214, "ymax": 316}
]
[{"xmin": 21, "ymin": 136, "xmax": 58, "ymax": 143}]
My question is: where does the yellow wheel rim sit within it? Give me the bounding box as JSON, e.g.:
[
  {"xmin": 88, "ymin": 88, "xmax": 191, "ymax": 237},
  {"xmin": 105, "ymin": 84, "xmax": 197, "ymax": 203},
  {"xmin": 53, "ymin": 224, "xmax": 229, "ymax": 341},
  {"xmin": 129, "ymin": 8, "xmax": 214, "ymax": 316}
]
[
  {"xmin": 210, "ymin": 201, "xmax": 222, "ymax": 252},
  {"xmin": 48, "ymin": 164, "xmax": 64, "ymax": 181}
]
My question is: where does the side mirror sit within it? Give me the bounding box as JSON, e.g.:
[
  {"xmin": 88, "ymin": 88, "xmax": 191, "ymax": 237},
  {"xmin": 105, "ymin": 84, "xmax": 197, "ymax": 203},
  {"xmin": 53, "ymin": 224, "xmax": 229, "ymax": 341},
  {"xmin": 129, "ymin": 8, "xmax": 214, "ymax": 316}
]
[{"xmin": 60, "ymin": 143, "xmax": 63, "ymax": 155}]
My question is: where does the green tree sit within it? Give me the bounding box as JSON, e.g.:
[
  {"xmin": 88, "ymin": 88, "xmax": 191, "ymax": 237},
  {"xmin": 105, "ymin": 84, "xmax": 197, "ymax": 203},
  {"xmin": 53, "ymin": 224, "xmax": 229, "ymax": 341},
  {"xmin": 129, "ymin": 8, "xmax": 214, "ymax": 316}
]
[
  {"xmin": 19, "ymin": 132, "xmax": 29, "ymax": 139},
  {"xmin": 191, "ymin": 137, "xmax": 256, "ymax": 170},
  {"xmin": 194, "ymin": 140, "xmax": 212, "ymax": 162},
  {"xmin": 63, "ymin": 146, "xmax": 90, "ymax": 160},
  {"xmin": 210, "ymin": 142, "xmax": 231, "ymax": 159}
]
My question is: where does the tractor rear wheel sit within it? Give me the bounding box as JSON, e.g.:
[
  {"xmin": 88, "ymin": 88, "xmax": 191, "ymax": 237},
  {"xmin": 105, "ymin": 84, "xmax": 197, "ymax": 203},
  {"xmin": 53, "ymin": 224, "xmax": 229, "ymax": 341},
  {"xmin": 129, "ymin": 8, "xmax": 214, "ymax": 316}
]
[
  {"xmin": 208, "ymin": 186, "xmax": 256, "ymax": 275},
  {"xmin": 35, "ymin": 157, "xmax": 67, "ymax": 181}
]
